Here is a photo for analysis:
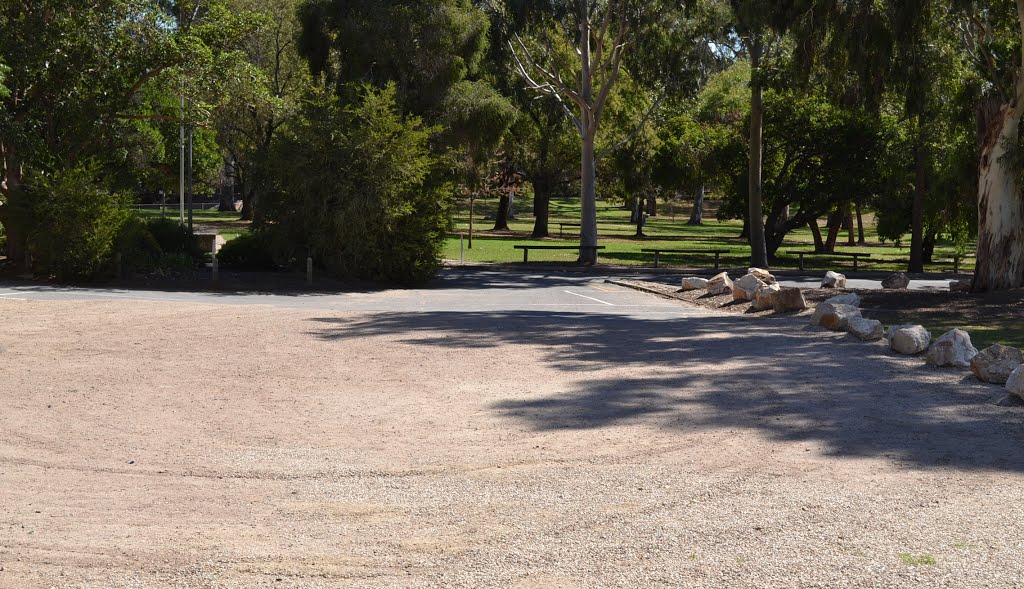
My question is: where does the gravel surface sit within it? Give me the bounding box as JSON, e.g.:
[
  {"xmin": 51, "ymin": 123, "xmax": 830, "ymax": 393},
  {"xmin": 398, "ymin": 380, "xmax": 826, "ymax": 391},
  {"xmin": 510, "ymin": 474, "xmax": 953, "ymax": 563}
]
[{"xmin": 2, "ymin": 286, "xmax": 1024, "ymax": 588}]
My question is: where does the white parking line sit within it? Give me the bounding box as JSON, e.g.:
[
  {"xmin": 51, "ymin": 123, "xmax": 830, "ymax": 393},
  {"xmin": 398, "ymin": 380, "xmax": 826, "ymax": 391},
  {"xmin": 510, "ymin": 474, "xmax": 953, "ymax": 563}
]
[{"xmin": 563, "ymin": 290, "xmax": 615, "ymax": 306}]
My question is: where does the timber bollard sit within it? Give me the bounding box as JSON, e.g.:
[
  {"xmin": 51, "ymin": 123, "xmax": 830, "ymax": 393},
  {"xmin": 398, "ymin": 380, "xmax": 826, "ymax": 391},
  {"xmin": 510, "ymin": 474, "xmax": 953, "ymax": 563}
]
[{"xmin": 307, "ymin": 257, "xmax": 313, "ymax": 284}]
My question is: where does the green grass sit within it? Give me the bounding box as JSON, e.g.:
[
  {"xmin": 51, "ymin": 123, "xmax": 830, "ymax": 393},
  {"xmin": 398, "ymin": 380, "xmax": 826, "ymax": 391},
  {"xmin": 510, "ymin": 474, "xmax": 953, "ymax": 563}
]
[
  {"xmin": 899, "ymin": 553, "xmax": 937, "ymax": 566},
  {"xmin": 136, "ymin": 208, "xmax": 250, "ymax": 233},
  {"xmin": 448, "ymin": 195, "xmax": 974, "ymax": 273}
]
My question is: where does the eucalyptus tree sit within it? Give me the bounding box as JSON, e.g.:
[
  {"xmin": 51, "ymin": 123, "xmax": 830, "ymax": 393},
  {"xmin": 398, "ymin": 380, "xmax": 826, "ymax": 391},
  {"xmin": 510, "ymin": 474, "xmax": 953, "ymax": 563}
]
[
  {"xmin": 497, "ymin": 0, "xmax": 707, "ymax": 264},
  {"xmin": 953, "ymin": 0, "xmax": 1024, "ymax": 290}
]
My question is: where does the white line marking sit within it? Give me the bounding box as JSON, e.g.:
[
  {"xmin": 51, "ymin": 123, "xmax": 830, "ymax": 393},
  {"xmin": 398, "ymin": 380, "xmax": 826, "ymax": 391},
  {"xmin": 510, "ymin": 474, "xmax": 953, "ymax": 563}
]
[{"xmin": 563, "ymin": 290, "xmax": 614, "ymax": 306}]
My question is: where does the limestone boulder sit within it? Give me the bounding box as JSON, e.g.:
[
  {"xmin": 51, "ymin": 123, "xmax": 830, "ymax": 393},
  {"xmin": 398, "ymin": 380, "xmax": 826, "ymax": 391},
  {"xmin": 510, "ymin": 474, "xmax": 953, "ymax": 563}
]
[
  {"xmin": 747, "ymin": 267, "xmax": 776, "ymax": 285},
  {"xmin": 887, "ymin": 325, "xmax": 931, "ymax": 355},
  {"xmin": 925, "ymin": 329, "xmax": 978, "ymax": 368},
  {"xmin": 881, "ymin": 272, "xmax": 910, "ymax": 289},
  {"xmin": 1006, "ymin": 365, "xmax": 1024, "ymax": 401},
  {"xmin": 732, "ymin": 273, "xmax": 765, "ymax": 301},
  {"xmin": 970, "ymin": 344, "xmax": 1024, "ymax": 385},
  {"xmin": 810, "ymin": 302, "xmax": 862, "ymax": 331},
  {"xmin": 847, "ymin": 317, "xmax": 884, "ymax": 341},
  {"xmin": 771, "ymin": 287, "xmax": 807, "ymax": 313},
  {"xmin": 821, "ymin": 271, "xmax": 847, "ymax": 289},
  {"xmin": 751, "ymin": 283, "xmax": 781, "ymax": 311},
  {"xmin": 705, "ymin": 272, "xmax": 733, "ymax": 295},
  {"xmin": 680, "ymin": 276, "xmax": 709, "ymax": 291},
  {"xmin": 825, "ymin": 292, "xmax": 860, "ymax": 307}
]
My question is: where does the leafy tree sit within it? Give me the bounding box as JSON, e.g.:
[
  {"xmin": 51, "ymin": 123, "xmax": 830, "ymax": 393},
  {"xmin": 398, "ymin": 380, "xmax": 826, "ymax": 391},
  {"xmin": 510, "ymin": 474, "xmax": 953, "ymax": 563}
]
[
  {"xmin": 214, "ymin": 0, "xmax": 311, "ymax": 221},
  {"xmin": 953, "ymin": 1, "xmax": 1024, "ymax": 290},
  {"xmin": 258, "ymin": 85, "xmax": 449, "ymax": 284},
  {"xmin": 0, "ymin": 0, "xmax": 256, "ymax": 271},
  {"xmin": 498, "ymin": 0, "xmax": 706, "ymax": 264}
]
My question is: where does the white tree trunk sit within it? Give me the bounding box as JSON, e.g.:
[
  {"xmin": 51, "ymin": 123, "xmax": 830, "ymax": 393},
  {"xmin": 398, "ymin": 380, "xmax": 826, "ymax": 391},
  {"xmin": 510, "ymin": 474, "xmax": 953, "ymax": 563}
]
[{"xmin": 975, "ymin": 99, "xmax": 1024, "ymax": 290}]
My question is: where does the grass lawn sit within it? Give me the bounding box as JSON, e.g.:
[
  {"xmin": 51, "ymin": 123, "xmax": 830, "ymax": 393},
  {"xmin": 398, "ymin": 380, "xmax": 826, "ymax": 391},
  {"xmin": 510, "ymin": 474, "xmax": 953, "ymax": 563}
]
[
  {"xmin": 136, "ymin": 207, "xmax": 250, "ymax": 234},
  {"xmin": 446, "ymin": 195, "xmax": 974, "ymax": 274}
]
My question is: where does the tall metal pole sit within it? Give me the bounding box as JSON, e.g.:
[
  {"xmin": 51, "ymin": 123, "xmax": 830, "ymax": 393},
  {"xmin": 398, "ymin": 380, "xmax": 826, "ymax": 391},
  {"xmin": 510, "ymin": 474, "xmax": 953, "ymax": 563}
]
[
  {"xmin": 179, "ymin": 92, "xmax": 185, "ymax": 224},
  {"xmin": 187, "ymin": 113, "xmax": 194, "ymax": 232}
]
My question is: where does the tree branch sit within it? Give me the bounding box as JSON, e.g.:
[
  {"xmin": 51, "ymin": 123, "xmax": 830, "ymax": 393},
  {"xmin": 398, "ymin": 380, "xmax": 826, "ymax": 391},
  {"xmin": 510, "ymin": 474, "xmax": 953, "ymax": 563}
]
[{"xmin": 595, "ymin": 95, "xmax": 664, "ymax": 161}]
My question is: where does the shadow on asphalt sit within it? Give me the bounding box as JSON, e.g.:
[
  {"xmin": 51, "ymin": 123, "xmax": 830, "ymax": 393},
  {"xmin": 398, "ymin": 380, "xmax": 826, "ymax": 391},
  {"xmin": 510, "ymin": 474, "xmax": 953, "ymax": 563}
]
[{"xmin": 311, "ymin": 310, "xmax": 1024, "ymax": 473}]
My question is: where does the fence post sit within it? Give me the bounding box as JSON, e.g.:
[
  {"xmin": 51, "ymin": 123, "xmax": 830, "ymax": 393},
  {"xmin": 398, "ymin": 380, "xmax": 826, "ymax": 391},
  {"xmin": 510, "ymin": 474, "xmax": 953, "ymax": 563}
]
[{"xmin": 307, "ymin": 256, "xmax": 313, "ymax": 285}]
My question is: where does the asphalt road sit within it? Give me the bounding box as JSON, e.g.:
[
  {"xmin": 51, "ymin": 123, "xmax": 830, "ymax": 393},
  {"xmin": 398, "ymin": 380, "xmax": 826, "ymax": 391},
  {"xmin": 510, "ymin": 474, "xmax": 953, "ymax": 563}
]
[
  {"xmin": 0, "ymin": 268, "xmax": 954, "ymax": 313},
  {"xmin": 0, "ymin": 270, "xmax": 706, "ymax": 317}
]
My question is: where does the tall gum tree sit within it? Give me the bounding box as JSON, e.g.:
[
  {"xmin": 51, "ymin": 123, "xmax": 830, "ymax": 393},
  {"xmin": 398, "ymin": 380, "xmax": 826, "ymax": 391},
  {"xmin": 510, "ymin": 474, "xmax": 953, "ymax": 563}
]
[
  {"xmin": 957, "ymin": 0, "xmax": 1024, "ymax": 291},
  {"xmin": 499, "ymin": 0, "xmax": 707, "ymax": 264}
]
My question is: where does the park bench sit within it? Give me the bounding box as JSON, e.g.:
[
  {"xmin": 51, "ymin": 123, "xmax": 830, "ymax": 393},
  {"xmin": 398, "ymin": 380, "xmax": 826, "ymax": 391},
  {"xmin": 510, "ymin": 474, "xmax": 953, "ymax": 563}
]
[
  {"xmin": 513, "ymin": 244, "xmax": 604, "ymax": 263},
  {"xmin": 641, "ymin": 248, "xmax": 730, "ymax": 270},
  {"xmin": 558, "ymin": 222, "xmax": 581, "ymax": 236},
  {"xmin": 787, "ymin": 250, "xmax": 871, "ymax": 272}
]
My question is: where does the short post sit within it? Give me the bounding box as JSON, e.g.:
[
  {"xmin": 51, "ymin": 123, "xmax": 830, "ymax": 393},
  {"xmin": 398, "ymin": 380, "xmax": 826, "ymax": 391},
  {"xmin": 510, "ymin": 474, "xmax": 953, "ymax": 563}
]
[
  {"xmin": 211, "ymin": 254, "xmax": 218, "ymax": 283},
  {"xmin": 954, "ymin": 254, "xmax": 960, "ymax": 274},
  {"xmin": 460, "ymin": 234, "xmax": 464, "ymax": 263},
  {"xmin": 115, "ymin": 253, "xmax": 123, "ymax": 279},
  {"xmin": 306, "ymin": 256, "xmax": 313, "ymax": 285}
]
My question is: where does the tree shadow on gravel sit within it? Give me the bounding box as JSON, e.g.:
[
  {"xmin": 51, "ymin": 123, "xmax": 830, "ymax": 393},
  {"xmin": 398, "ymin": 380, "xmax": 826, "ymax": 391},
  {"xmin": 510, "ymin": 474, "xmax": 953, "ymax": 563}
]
[{"xmin": 311, "ymin": 310, "xmax": 1024, "ymax": 473}]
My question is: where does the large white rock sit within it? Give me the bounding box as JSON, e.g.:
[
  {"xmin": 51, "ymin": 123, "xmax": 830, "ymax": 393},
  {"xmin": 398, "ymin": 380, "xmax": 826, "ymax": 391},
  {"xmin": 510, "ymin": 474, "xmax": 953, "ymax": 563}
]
[
  {"xmin": 810, "ymin": 302, "xmax": 862, "ymax": 331},
  {"xmin": 925, "ymin": 329, "xmax": 978, "ymax": 368},
  {"xmin": 680, "ymin": 276, "xmax": 709, "ymax": 291},
  {"xmin": 747, "ymin": 267, "xmax": 776, "ymax": 284},
  {"xmin": 751, "ymin": 283, "xmax": 781, "ymax": 311},
  {"xmin": 705, "ymin": 272, "xmax": 733, "ymax": 295},
  {"xmin": 732, "ymin": 273, "xmax": 765, "ymax": 301},
  {"xmin": 970, "ymin": 344, "xmax": 1024, "ymax": 385},
  {"xmin": 1007, "ymin": 365, "xmax": 1024, "ymax": 400},
  {"xmin": 821, "ymin": 271, "xmax": 847, "ymax": 289},
  {"xmin": 847, "ymin": 317, "xmax": 884, "ymax": 341},
  {"xmin": 825, "ymin": 292, "xmax": 860, "ymax": 307},
  {"xmin": 772, "ymin": 287, "xmax": 807, "ymax": 312},
  {"xmin": 881, "ymin": 272, "xmax": 910, "ymax": 289},
  {"xmin": 887, "ymin": 325, "xmax": 931, "ymax": 355}
]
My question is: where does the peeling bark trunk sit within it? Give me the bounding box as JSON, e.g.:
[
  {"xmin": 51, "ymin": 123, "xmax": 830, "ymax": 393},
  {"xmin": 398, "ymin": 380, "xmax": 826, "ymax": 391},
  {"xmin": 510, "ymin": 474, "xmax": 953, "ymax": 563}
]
[
  {"xmin": 688, "ymin": 184, "xmax": 704, "ymax": 225},
  {"xmin": 972, "ymin": 1, "xmax": 1024, "ymax": 291},
  {"xmin": 974, "ymin": 97, "xmax": 1024, "ymax": 290}
]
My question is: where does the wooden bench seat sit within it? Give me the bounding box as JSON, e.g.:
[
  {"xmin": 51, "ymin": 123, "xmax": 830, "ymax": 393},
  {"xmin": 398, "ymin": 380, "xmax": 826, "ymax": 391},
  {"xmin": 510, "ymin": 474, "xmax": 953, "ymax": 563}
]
[
  {"xmin": 640, "ymin": 248, "xmax": 730, "ymax": 270},
  {"xmin": 513, "ymin": 244, "xmax": 605, "ymax": 263},
  {"xmin": 787, "ymin": 250, "xmax": 871, "ymax": 272}
]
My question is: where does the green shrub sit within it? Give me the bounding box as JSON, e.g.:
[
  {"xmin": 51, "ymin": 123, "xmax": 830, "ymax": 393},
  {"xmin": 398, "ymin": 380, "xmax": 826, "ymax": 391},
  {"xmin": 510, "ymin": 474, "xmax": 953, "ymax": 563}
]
[
  {"xmin": 216, "ymin": 233, "xmax": 277, "ymax": 270},
  {"xmin": 259, "ymin": 84, "xmax": 451, "ymax": 285},
  {"xmin": 114, "ymin": 216, "xmax": 163, "ymax": 272},
  {"xmin": 27, "ymin": 166, "xmax": 133, "ymax": 281},
  {"xmin": 145, "ymin": 217, "xmax": 204, "ymax": 260}
]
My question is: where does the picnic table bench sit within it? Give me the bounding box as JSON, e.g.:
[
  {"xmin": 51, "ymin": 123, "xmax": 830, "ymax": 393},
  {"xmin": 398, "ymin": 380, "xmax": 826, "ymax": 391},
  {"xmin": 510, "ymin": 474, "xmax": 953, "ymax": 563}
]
[
  {"xmin": 641, "ymin": 248, "xmax": 730, "ymax": 270},
  {"xmin": 558, "ymin": 222, "xmax": 581, "ymax": 236},
  {"xmin": 788, "ymin": 250, "xmax": 871, "ymax": 272},
  {"xmin": 513, "ymin": 244, "xmax": 604, "ymax": 263}
]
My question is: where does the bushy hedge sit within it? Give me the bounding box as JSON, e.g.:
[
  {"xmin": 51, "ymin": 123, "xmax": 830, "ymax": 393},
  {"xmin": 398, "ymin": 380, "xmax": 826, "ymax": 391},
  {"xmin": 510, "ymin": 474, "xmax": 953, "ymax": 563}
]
[
  {"xmin": 27, "ymin": 167, "xmax": 134, "ymax": 281},
  {"xmin": 216, "ymin": 233, "xmax": 277, "ymax": 270},
  {"xmin": 258, "ymin": 84, "xmax": 451, "ymax": 285}
]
